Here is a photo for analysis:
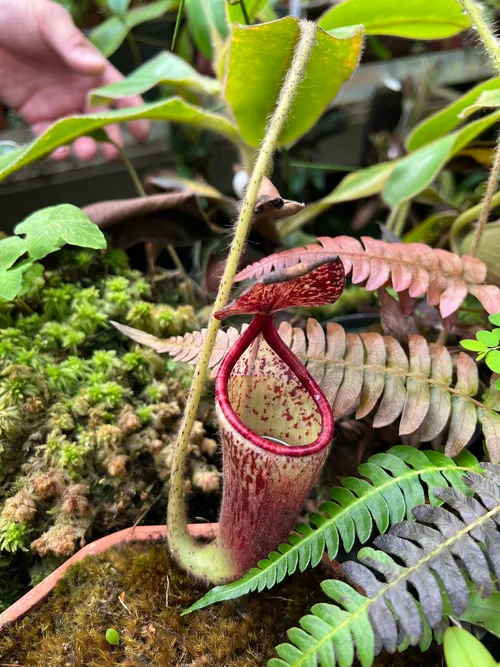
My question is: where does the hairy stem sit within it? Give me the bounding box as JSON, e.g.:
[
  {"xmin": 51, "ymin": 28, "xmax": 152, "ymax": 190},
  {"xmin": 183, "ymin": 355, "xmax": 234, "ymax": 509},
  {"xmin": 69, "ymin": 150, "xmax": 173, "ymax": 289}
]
[
  {"xmin": 460, "ymin": 0, "xmax": 500, "ymax": 72},
  {"xmin": 450, "ymin": 188, "xmax": 500, "ymax": 254},
  {"xmin": 471, "ymin": 134, "xmax": 500, "ymax": 257},
  {"xmin": 459, "ymin": 0, "xmax": 500, "ymax": 257},
  {"xmin": 167, "ymin": 20, "xmax": 318, "ymax": 582}
]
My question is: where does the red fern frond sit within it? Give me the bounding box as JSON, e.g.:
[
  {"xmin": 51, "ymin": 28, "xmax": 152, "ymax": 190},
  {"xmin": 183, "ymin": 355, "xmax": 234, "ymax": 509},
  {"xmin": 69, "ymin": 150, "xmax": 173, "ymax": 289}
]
[{"xmin": 235, "ymin": 236, "xmax": 500, "ymax": 318}]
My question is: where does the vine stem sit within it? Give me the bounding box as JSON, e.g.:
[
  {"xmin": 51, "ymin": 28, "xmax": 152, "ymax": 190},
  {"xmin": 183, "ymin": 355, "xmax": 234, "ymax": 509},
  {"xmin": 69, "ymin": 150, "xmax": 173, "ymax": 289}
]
[
  {"xmin": 167, "ymin": 20, "xmax": 318, "ymax": 581},
  {"xmin": 460, "ymin": 0, "xmax": 500, "ymax": 72},
  {"xmin": 471, "ymin": 133, "xmax": 500, "ymax": 257},
  {"xmin": 459, "ymin": 0, "xmax": 500, "ymax": 256}
]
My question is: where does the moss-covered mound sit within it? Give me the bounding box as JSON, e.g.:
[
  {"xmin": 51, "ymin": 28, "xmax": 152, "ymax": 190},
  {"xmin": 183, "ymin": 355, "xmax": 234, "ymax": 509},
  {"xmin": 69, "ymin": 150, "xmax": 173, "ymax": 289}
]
[
  {"xmin": 0, "ymin": 540, "xmax": 445, "ymax": 666},
  {"xmin": 0, "ymin": 245, "xmax": 219, "ymax": 611}
]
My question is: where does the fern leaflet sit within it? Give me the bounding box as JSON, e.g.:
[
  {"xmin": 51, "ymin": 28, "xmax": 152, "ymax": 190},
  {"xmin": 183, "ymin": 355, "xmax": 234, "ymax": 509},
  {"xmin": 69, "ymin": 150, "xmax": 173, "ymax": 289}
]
[
  {"xmin": 271, "ymin": 463, "xmax": 500, "ymax": 667},
  {"xmin": 184, "ymin": 446, "xmax": 480, "ymax": 614}
]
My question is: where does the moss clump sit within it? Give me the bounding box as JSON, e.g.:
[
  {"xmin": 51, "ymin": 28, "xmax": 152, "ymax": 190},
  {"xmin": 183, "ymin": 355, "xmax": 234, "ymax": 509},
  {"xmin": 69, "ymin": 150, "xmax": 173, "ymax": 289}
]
[
  {"xmin": 0, "ymin": 540, "xmax": 444, "ymax": 666},
  {"xmin": 0, "ymin": 246, "xmax": 218, "ymax": 611}
]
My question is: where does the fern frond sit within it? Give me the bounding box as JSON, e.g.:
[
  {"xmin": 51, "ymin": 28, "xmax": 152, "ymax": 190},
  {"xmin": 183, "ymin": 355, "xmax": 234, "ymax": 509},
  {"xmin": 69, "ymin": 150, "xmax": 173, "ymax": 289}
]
[
  {"xmin": 184, "ymin": 447, "xmax": 480, "ymax": 614},
  {"xmin": 234, "ymin": 236, "xmax": 500, "ymax": 319},
  {"xmin": 271, "ymin": 463, "xmax": 500, "ymax": 667},
  {"xmin": 115, "ymin": 319, "xmax": 500, "ymax": 461}
]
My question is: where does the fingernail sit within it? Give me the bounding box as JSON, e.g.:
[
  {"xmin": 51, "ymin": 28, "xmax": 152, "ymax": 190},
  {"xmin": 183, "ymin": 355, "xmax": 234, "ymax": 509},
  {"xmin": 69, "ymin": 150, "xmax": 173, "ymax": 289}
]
[{"xmin": 74, "ymin": 47, "xmax": 106, "ymax": 67}]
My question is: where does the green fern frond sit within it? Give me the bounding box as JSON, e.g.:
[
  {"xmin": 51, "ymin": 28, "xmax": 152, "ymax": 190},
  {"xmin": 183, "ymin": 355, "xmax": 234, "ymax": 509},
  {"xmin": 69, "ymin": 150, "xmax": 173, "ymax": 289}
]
[
  {"xmin": 184, "ymin": 446, "xmax": 480, "ymax": 615},
  {"xmin": 271, "ymin": 463, "xmax": 500, "ymax": 667}
]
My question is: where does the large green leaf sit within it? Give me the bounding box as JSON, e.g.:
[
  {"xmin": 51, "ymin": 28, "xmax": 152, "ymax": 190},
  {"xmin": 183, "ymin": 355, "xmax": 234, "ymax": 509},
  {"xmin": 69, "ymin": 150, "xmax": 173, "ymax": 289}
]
[
  {"xmin": 0, "ymin": 99, "xmax": 240, "ymax": 183},
  {"xmin": 461, "ymin": 88, "xmax": 500, "ymax": 118},
  {"xmin": 225, "ymin": 18, "xmax": 363, "ymax": 148},
  {"xmin": 444, "ymin": 627, "xmax": 497, "ymax": 667},
  {"xmin": 319, "ymin": 0, "xmax": 470, "ymax": 38},
  {"xmin": 407, "ymin": 77, "xmax": 500, "ymax": 150},
  {"xmin": 383, "ymin": 110, "xmax": 500, "ymax": 207},
  {"xmin": 185, "ymin": 0, "xmax": 229, "ymax": 59},
  {"xmin": 0, "ymin": 267, "xmax": 24, "ymax": 301},
  {"xmin": 90, "ymin": 0, "xmax": 175, "ymax": 57},
  {"xmin": 279, "ymin": 161, "xmax": 394, "ymax": 237},
  {"xmin": 0, "ymin": 237, "xmax": 27, "ymax": 272},
  {"xmin": 15, "ymin": 205, "xmax": 106, "ymax": 259},
  {"xmin": 90, "ymin": 51, "xmax": 220, "ymax": 105},
  {"xmin": 227, "ymin": 0, "xmax": 268, "ymax": 24}
]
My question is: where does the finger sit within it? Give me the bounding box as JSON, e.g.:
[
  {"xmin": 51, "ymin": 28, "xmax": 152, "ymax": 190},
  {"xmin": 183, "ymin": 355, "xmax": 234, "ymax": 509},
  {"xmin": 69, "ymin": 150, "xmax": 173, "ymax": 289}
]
[
  {"xmin": 39, "ymin": 2, "xmax": 107, "ymax": 75},
  {"xmin": 101, "ymin": 125, "xmax": 122, "ymax": 161},
  {"xmin": 73, "ymin": 137, "xmax": 98, "ymax": 162},
  {"xmin": 32, "ymin": 121, "xmax": 70, "ymax": 161},
  {"xmin": 100, "ymin": 64, "xmax": 150, "ymax": 142}
]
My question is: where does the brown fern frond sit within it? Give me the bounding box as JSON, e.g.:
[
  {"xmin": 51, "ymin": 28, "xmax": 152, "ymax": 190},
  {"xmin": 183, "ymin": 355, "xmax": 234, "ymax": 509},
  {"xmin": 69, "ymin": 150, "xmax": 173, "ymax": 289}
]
[
  {"xmin": 113, "ymin": 319, "xmax": 500, "ymax": 461},
  {"xmin": 235, "ymin": 236, "xmax": 500, "ymax": 318}
]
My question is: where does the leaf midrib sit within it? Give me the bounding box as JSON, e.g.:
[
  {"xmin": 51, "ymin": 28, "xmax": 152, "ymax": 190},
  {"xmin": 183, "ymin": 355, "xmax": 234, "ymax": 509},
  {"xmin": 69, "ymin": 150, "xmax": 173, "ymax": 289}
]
[
  {"xmin": 288, "ymin": 484, "xmax": 498, "ymax": 667},
  {"xmin": 296, "ymin": 352, "xmax": 489, "ymax": 411}
]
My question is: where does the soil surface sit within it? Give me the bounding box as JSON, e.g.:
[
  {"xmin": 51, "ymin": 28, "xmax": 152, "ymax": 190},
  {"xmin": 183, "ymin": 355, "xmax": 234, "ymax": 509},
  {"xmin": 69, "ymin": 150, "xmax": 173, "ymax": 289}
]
[{"xmin": 0, "ymin": 539, "xmax": 445, "ymax": 666}]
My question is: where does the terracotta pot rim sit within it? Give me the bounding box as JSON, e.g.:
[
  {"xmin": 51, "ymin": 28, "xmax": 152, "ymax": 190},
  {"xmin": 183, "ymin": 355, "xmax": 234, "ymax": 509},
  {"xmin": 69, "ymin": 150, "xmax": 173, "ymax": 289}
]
[{"xmin": 0, "ymin": 523, "xmax": 218, "ymax": 631}]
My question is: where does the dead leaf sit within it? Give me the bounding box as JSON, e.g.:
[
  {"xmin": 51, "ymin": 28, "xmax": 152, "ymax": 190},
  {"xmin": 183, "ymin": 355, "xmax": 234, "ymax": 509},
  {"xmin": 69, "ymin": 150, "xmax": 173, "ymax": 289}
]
[
  {"xmin": 83, "ymin": 191, "xmax": 229, "ymax": 249},
  {"xmin": 378, "ymin": 287, "xmax": 417, "ymax": 343}
]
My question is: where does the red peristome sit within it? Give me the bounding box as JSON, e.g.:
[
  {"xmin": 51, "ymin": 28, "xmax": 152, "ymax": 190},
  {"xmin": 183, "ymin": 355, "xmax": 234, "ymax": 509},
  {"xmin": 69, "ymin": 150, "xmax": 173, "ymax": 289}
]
[
  {"xmin": 215, "ymin": 314, "xmax": 333, "ymax": 575},
  {"xmin": 215, "ymin": 257, "xmax": 345, "ymax": 319}
]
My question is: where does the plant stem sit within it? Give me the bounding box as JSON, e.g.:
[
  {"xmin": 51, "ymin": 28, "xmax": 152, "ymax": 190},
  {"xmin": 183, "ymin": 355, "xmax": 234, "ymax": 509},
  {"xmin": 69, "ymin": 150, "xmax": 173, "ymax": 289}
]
[
  {"xmin": 455, "ymin": 1, "xmax": 500, "ymax": 256},
  {"xmin": 115, "ymin": 142, "xmax": 147, "ymax": 198},
  {"xmin": 126, "ymin": 31, "xmax": 142, "ymax": 68},
  {"xmin": 460, "ymin": 0, "xmax": 500, "ymax": 72},
  {"xmin": 471, "ymin": 135, "xmax": 500, "ymax": 257},
  {"xmin": 167, "ymin": 20, "xmax": 318, "ymax": 582},
  {"xmin": 450, "ymin": 188, "xmax": 500, "ymax": 254},
  {"xmin": 393, "ymin": 201, "xmax": 410, "ymax": 237},
  {"xmin": 113, "ymin": 140, "xmax": 193, "ymax": 295}
]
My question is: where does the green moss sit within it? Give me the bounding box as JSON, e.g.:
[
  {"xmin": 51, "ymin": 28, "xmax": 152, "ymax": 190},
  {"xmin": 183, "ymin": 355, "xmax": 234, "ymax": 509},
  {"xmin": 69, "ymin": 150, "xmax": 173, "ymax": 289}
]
[
  {"xmin": 0, "ymin": 541, "xmax": 444, "ymax": 666},
  {"xmin": 0, "ymin": 246, "xmax": 216, "ymax": 611}
]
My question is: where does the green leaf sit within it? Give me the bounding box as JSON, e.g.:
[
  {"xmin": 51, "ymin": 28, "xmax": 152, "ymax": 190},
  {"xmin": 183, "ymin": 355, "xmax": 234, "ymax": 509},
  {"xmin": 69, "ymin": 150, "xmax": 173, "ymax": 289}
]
[
  {"xmin": 280, "ymin": 161, "xmax": 395, "ymax": 237},
  {"xmin": 15, "ymin": 205, "xmax": 106, "ymax": 259},
  {"xmin": 444, "ymin": 627, "xmax": 497, "ymax": 667},
  {"xmin": 90, "ymin": 51, "xmax": 220, "ymax": 105},
  {"xmin": 224, "ymin": 18, "xmax": 363, "ymax": 148},
  {"xmin": 383, "ymin": 110, "xmax": 500, "ymax": 207},
  {"xmin": 460, "ymin": 339, "xmax": 488, "ymax": 352},
  {"xmin": 407, "ymin": 77, "xmax": 500, "ymax": 151},
  {"xmin": 108, "ymin": 0, "xmax": 131, "ymax": 20},
  {"xmin": 0, "ymin": 236, "xmax": 27, "ymax": 272},
  {"xmin": 460, "ymin": 591, "xmax": 500, "ymax": 637},
  {"xmin": 105, "ymin": 628, "xmax": 120, "ymax": 646},
  {"xmin": 227, "ymin": 0, "xmax": 268, "ymax": 24},
  {"xmin": 185, "ymin": 0, "xmax": 229, "ymax": 59},
  {"xmin": 477, "ymin": 330, "xmax": 500, "ymax": 347},
  {"xmin": 183, "ymin": 447, "xmax": 479, "ymax": 614},
  {"xmin": 489, "ymin": 314, "xmax": 500, "ymax": 327},
  {"xmin": 383, "ymin": 134, "xmax": 455, "ymax": 208},
  {"xmin": 460, "ymin": 88, "xmax": 500, "ymax": 119},
  {"xmin": 319, "ymin": 0, "xmax": 470, "ymax": 39},
  {"xmin": 487, "ymin": 350, "xmax": 500, "ymax": 374},
  {"xmin": 0, "ymin": 267, "xmax": 24, "ymax": 301},
  {"xmin": 0, "ymin": 99, "xmax": 240, "ymax": 183},
  {"xmin": 90, "ymin": 0, "xmax": 175, "ymax": 57}
]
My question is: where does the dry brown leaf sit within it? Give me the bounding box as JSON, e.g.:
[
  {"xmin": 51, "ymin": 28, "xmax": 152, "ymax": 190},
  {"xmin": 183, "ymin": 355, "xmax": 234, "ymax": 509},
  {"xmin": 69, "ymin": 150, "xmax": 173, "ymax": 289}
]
[{"xmin": 83, "ymin": 191, "xmax": 229, "ymax": 249}]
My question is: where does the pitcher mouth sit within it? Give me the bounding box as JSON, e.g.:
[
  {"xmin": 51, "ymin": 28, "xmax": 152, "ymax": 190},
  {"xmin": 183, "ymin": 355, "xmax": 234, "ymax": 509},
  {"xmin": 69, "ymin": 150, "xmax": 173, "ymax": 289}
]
[{"xmin": 215, "ymin": 314, "xmax": 334, "ymax": 457}]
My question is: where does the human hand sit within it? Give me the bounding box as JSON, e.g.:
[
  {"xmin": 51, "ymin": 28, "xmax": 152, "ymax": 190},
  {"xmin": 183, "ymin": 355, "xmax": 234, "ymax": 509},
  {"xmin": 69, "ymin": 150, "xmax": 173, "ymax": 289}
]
[{"xmin": 0, "ymin": 0, "xmax": 150, "ymax": 161}]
